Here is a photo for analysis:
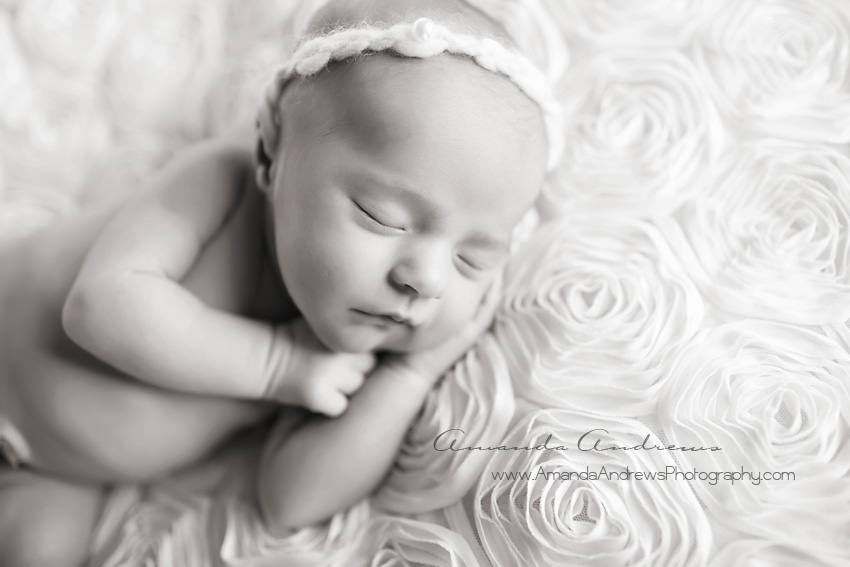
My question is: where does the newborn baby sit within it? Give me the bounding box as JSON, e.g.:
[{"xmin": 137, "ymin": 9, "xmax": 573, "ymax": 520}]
[{"xmin": 0, "ymin": 0, "xmax": 559, "ymax": 564}]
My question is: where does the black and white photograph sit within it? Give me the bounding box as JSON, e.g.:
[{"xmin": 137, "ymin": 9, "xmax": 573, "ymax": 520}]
[{"xmin": 1, "ymin": 0, "xmax": 849, "ymax": 565}]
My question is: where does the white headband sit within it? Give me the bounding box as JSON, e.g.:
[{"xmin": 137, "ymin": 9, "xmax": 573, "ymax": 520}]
[{"xmin": 256, "ymin": 17, "xmax": 564, "ymax": 189}]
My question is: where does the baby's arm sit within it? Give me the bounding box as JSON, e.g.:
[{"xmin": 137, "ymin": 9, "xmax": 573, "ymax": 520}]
[
  {"xmin": 257, "ymin": 277, "xmax": 502, "ymax": 531},
  {"xmin": 62, "ymin": 139, "xmax": 279, "ymax": 398},
  {"xmin": 63, "ymin": 138, "xmax": 369, "ymax": 409}
]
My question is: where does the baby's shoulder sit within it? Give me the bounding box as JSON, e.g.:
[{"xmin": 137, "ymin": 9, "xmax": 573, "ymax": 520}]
[
  {"xmin": 171, "ymin": 137, "xmax": 275, "ymax": 314},
  {"xmin": 167, "ymin": 135, "xmax": 258, "ymax": 198},
  {"xmin": 131, "ymin": 135, "xmax": 263, "ymax": 243}
]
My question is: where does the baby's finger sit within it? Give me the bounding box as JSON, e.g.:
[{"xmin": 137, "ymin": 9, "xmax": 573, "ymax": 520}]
[
  {"xmin": 347, "ymin": 352, "xmax": 377, "ymax": 374},
  {"xmin": 314, "ymin": 390, "xmax": 349, "ymax": 418},
  {"xmin": 336, "ymin": 370, "xmax": 365, "ymax": 395}
]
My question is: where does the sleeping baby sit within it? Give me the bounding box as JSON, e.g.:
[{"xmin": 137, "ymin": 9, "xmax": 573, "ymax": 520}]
[{"xmin": 0, "ymin": 0, "xmax": 561, "ymax": 565}]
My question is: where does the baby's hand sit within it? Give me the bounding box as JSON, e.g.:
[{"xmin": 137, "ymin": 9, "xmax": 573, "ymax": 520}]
[
  {"xmin": 382, "ymin": 274, "xmax": 503, "ymax": 389},
  {"xmin": 265, "ymin": 319, "xmax": 376, "ymax": 417}
]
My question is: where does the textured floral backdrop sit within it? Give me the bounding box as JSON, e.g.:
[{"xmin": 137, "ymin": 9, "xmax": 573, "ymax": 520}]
[{"xmin": 1, "ymin": 0, "xmax": 849, "ymax": 566}]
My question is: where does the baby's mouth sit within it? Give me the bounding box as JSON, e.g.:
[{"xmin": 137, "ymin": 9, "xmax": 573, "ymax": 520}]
[{"xmin": 352, "ymin": 309, "xmax": 414, "ymax": 327}]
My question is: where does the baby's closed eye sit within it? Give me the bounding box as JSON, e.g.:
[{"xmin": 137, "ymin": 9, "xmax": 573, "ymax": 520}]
[
  {"xmin": 352, "ymin": 199, "xmax": 406, "ymax": 232},
  {"xmin": 349, "ymin": 195, "xmax": 506, "ymax": 276},
  {"xmin": 455, "ymin": 250, "xmax": 503, "ymax": 275}
]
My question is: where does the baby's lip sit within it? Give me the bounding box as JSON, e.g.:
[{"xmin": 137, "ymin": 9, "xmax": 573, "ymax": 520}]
[{"xmin": 353, "ymin": 308, "xmax": 418, "ymax": 327}]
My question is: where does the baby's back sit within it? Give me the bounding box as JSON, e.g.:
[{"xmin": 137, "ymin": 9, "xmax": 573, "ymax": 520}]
[{"xmin": 0, "ymin": 141, "xmax": 280, "ymax": 483}]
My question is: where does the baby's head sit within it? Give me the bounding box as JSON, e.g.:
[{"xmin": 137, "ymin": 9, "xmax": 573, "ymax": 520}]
[{"xmin": 255, "ymin": 0, "xmax": 560, "ymax": 354}]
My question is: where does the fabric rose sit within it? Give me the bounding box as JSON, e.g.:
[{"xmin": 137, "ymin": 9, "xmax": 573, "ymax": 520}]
[
  {"xmin": 695, "ymin": 0, "xmax": 850, "ymax": 143},
  {"xmin": 202, "ymin": 0, "xmax": 313, "ymax": 137},
  {"xmin": 361, "ymin": 516, "xmax": 482, "ymax": 567},
  {"xmin": 13, "ymin": 0, "xmax": 120, "ymax": 76},
  {"xmin": 87, "ymin": 486, "xmax": 216, "ymax": 567},
  {"xmin": 495, "ymin": 216, "xmax": 703, "ymax": 416},
  {"xmin": 374, "ymin": 334, "xmax": 516, "ymax": 513},
  {"xmin": 543, "ymin": 48, "xmax": 723, "ymax": 216},
  {"xmin": 660, "ymin": 141, "xmax": 850, "ymax": 325},
  {"xmin": 0, "ymin": 10, "xmax": 110, "ymax": 203},
  {"xmin": 0, "ymin": 101, "xmax": 109, "ymax": 204},
  {"xmin": 709, "ymin": 539, "xmax": 846, "ymax": 567},
  {"xmin": 823, "ymin": 323, "xmax": 850, "ymax": 359},
  {"xmin": 544, "ymin": 0, "xmax": 706, "ymax": 47},
  {"xmin": 206, "ymin": 42, "xmax": 286, "ymax": 137},
  {"xmin": 0, "ymin": 12, "xmax": 31, "ymax": 130},
  {"xmin": 0, "ymin": 191, "xmax": 80, "ymax": 240},
  {"xmin": 658, "ymin": 321, "xmax": 850, "ymax": 555},
  {"xmin": 474, "ymin": 409, "xmax": 712, "ymax": 567},
  {"xmin": 460, "ymin": 0, "xmax": 570, "ymax": 84},
  {"xmin": 103, "ymin": 0, "xmax": 221, "ymax": 141},
  {"xmin": 220, "ymin": 497, "xmax": 370, "ymax": 567}
]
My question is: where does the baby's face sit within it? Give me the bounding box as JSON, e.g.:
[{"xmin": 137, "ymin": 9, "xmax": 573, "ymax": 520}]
[{"xmin": 268, "ymin": 55, "xmax": 548, "ymax": 353}]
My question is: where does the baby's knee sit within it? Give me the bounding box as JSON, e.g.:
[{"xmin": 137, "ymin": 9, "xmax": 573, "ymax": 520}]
[{"xmin": 0, "ymin": 468, "xmax": 103, "ymax": 567}]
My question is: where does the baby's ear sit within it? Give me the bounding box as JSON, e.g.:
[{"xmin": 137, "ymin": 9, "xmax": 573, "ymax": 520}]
[{"xmin": 255, "ymin": 134, "xmax": 273, "ymax": 193}]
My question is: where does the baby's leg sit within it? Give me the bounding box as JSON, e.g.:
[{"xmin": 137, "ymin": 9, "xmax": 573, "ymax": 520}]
[{"xmin": 0, "ymin": 463, "xmax": 103, "ymax": 567}]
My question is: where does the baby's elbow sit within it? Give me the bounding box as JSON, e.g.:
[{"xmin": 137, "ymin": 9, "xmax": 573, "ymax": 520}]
[
  {"xmin": 261, "ymin": 506, "xmax": 311, "ymax": 535},
  {"xmin": 258, "ymin": 479, "xmax": 333, "ymax": 534},
  {"xmin": 61, "ymin": 278, "xmax": 116, "ymax": 350},
  {"xmin": 62, "ymin": 283, "xmax": 94, "ymax": 347}
]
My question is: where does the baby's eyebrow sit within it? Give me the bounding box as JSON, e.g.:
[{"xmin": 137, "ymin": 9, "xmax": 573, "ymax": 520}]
[
  {"xmin": 350, "ymin": 169, "xmax": 428, "ymax": 205},
  {"xmin": 464, "ymin": 231, "xmax": 511, "ymax": 253}
]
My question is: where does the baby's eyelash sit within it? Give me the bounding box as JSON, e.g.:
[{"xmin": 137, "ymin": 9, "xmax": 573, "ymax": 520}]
[
  {"xmin": 457, "ymin": 255, "xmax": 485, "ymax": 271},
  {"xmin": 353, "ymin": 201, "xmax": 404, "ymax": 231}
]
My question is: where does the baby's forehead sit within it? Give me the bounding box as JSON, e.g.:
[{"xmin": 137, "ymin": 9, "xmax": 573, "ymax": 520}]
[{"xmin": 297, "ymin": 54, "xmax": 545, "ymax": 154}]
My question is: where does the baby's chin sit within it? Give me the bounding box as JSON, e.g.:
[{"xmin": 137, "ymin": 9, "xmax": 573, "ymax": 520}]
[
  {"xmin": 312, "ymin": 324, "xmax": 397, "ymax": 354},
  {"xmin": 374, "ymin": 326, "xmax": 456, "ymax": 354},
  {"xmin": 316, "ymin": 323, "xmax": 449, "ymax": 354}
]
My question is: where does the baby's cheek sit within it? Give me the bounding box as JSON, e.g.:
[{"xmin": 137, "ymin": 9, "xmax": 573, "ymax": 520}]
[
  {"xmin": 439, "ymin": 285, "xmax": 485, "ymax": 331},
  {"xmin": 306, "ymin": 222, "xmax": 373, "ymax": 289}
]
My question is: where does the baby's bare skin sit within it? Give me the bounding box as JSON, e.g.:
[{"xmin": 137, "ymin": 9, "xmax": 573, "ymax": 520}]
[{"xmin": 0, "ymin": 140, "xmax": 282, "ymax": 483}]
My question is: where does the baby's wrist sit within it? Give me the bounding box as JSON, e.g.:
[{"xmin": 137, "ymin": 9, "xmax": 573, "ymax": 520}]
[
  {"xmin": 261, "ymin": 322, "xmax": 298, "ymax": 402},
  {"xmin": 379, "ymin": 353, "xmax": 443, "ymax": 391}
]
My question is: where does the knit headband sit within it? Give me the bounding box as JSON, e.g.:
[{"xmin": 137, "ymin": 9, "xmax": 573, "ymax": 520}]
[{"xmin": 255, "ymin": 17, "xmax": 564, "ymax": 189}]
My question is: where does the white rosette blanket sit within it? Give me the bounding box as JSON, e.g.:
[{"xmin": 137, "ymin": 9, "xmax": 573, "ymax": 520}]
[
  {"xmin": 696, "ymin": 0, "xmax": 850, "ymax": 143},
  {"xmin": 660, "ymin": 141, "xmax": 850, "ymax": 325},
  {"xmin": 361, "ymin": 515, "xmax": 482, "ymax": 567},
  {"xmin": 375, "ymin": 334, "xmax": 516, "ymax": 514},
  {"xmin": 474, "ymin": 409, "xmax": 712, "ymax": 567},
  {"xmin": 544, "ymin": 46, "xmax": 724, "ymax": 216},
  {"xmin": 496, "ymin": 216, "xmax": 704, "ymax": 416},
  {"xmin": 546, "ymin": 0, "xmax": 706, "ymax": 47},
  {"xmin": 220, "ymin": 498, "xmax": 371, "ymax": 567},
  {"xmin": 658, "ymin": 321, "xmax": 850, "ymax": 558},
  {"xmin": 709, "ymin": 539, "xmax": 846, "ymax": 567}
]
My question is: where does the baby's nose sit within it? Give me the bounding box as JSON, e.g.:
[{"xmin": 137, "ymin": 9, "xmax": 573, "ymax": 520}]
[{"xmin": 389, "ymin": 245, "xmax": 449, "ymax": 300}]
